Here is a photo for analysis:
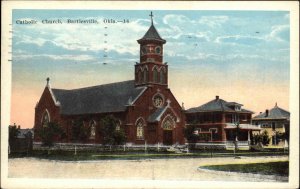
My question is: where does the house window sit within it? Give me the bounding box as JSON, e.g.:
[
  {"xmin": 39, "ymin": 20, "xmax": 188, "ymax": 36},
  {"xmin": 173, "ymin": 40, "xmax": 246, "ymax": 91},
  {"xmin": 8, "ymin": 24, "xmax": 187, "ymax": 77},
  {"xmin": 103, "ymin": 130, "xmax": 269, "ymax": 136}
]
[
  {"xmin": 90, "ymin": 120, "xmax": 96, "ymax": 139},
  {"xmin": 262, "ymin": 123, "xmax": 270, "ymax": 128},
  {"xmin": 272, "ymin": 122, "xmax": 276, "ymax": 131},
  {"xmin": 209, "ymin": 128, "xmax": 218, "ymax": 141},
  {"xmin": 136, "ymin": 118, "xmax": 145, "ymax": 140},
  {"xmin": 209, "ymin": 128, "xmax": 218, "ymax": 133},
  {"xmin": 235, "ymin": 106, "xmax": 241, "ymax": 111},
  {"xmin": 42, "ymin": 110, "xmax": 50, "ymax": 127}
]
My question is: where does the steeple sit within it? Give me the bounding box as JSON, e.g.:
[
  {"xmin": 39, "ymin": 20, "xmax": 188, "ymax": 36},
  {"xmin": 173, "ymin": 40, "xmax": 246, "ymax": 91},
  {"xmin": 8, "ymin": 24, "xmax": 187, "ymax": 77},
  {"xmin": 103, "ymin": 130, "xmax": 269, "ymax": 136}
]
[
  {"xmin": 135, "ymin": 12, "xmax": 168, "ymax": 87},
  {"xmin": 137, "ymin": 11, "xmax": 166, "ymax": 44}
]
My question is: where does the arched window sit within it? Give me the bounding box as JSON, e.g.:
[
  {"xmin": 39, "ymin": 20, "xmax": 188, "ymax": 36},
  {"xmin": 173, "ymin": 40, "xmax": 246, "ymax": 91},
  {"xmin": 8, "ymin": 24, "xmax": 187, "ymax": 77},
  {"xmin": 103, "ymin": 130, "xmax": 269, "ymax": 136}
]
[
  {"xmin": 138, "ymin": 70, "xmax": 142, "ymax": 84},
  {"xmin": 116, "ymin": 120, "xmax": 121, "ymax": 131},
  {"xmin": 162, "ymin": 115, "xmax": 175, "ymax": 130},
  {"xmin": 153, "ymin": 67, "xmax": 159, "ymax": 83},
  {"xmin": 136, "ymin": 118, "xmax": 145, "ymax": 139},
  {"xmin": 143, "ymin": 68, "xmax": 148, "ymax": 83},
  {"xmin": 41, "ymin": 110, "xmax": 50, "ymax": 127},
  {"xmin": 160, "ymin": 70, "xmax": 164, "ymax": 84},
  {"xmin": 89, "ymin": 120, "xmax": 96, "ymax": 139}
]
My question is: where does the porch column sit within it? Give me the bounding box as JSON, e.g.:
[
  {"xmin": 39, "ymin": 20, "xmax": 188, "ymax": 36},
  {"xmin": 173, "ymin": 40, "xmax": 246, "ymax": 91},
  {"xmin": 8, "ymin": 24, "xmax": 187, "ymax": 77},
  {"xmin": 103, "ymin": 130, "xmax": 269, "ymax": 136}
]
[
  {"xmin": 221, "ymin": 114, "xmax": 227, "ymax": 143},
  {"xmin": 222, "ymin": 113, "xmax": 226, "ymax": 122},
  {"xmin": 247, "ymin": 130, "xmax": 250, "ymax": 144},
  {"xmin": 222, "ymin": 127, "xmax": 227, "ymax": 142}
]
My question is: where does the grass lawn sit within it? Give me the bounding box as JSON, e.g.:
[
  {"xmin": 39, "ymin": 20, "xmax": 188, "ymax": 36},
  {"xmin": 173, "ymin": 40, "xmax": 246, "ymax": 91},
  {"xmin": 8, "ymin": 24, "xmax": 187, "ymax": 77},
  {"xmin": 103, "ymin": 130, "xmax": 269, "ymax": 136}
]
[
  {"xmin": 9, "ymin": 149, "xmax": 288, "ymax": 161},
  {"xmin": 200, "ymin": 161, "xmax": 289, "ymax": 177}
]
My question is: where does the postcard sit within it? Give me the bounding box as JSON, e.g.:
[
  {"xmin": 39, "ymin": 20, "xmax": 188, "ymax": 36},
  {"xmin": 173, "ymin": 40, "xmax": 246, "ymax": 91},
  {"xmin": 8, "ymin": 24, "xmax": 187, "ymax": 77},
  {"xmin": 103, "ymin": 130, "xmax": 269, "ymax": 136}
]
[{"xmin": 1, "ymin": 1, "xmax": 299, "ymax": 188}]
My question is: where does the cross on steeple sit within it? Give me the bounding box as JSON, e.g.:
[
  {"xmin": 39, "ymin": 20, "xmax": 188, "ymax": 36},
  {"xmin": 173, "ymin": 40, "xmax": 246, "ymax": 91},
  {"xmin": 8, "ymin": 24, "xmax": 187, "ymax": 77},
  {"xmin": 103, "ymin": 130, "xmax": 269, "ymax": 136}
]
[
  {"xmin": 46, "ymin": 77, "xmax": 50, "ymax": 86},
  {"xmin": 149, "ymin": 11, "xmax": 154, "ymax": 25}
]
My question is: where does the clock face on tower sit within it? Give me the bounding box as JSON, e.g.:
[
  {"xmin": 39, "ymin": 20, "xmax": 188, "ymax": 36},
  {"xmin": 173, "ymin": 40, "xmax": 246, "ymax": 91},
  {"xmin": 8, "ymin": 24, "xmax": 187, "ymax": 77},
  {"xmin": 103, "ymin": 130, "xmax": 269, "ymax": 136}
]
[
  {"xmin": 153, "ymin": 95, "xmax": 164, "ymax": 107},
  {"xmin": 155, "ymin": 46, "xmax": 161, "ymax": 54}
]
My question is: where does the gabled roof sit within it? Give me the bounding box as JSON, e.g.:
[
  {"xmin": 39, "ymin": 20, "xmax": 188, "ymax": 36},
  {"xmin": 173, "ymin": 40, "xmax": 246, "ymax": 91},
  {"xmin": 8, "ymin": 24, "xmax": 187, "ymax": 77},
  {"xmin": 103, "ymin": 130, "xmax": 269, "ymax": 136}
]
[
  {"xmin": 253, "ymin": 104, "xmax": 290, "ymax": 120},
  {"xmin": 137, "ymin": 24, "xmax": 166, "ymax": 43},
  {"xmin": 148, "ymin": 106, "xmax": 168, "ymax": 122},
  {"xmin": 186, "ymin": 96, "xmax": 253, "ymax": 113},
  {"xmin": 51, "ymin": 80, "xmax": 146, "ymax": 115}
]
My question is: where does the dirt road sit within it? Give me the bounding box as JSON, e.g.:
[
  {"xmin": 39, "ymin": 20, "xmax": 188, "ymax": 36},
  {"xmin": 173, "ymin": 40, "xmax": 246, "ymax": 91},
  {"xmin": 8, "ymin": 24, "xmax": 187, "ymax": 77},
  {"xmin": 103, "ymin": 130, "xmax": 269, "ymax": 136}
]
[{"xmin": 8, "ymin": 156, "xmax": 288, "ymax": 182}]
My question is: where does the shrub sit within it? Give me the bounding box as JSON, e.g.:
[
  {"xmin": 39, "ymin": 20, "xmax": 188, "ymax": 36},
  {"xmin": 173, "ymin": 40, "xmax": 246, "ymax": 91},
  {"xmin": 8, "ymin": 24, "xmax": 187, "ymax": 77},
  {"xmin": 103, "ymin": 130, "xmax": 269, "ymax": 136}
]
[
  {"xmin": 100, "ymin": 115, "xmax": 126, "ymax": 145},
  {"xmin": 35, "ymin": 122, "xmax": 64, "ymax": 147}
]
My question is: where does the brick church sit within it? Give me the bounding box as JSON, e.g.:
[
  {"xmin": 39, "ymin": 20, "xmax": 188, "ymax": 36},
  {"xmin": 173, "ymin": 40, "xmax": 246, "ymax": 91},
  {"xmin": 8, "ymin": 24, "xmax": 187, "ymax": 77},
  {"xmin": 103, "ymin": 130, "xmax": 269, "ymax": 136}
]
[{"xmin": 34, "ymin": 13, "xmax": 185, "ymax": 145}]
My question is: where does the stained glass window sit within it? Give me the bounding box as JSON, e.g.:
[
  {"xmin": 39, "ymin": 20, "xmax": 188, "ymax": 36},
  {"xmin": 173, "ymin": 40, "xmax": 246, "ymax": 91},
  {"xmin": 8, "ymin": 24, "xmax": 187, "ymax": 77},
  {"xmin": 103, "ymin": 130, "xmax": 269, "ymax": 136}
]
[
  {"xmin": 42, "ymin": 110, "xmax": 50, "ymax": 127},
  {"xmin": 90, "ymin": 121, "xmax": 96, "ymax": 139},
  {"xmin": 116, "ymin": 121, "xmax": 121, "ymax": 131},
  {"xmin": 136, "ymin": 119, "xmax": 144, "ymax": 139},
  {"xmin": 162, "ymin": 116, "xmax": 174, "ymax": 130}
]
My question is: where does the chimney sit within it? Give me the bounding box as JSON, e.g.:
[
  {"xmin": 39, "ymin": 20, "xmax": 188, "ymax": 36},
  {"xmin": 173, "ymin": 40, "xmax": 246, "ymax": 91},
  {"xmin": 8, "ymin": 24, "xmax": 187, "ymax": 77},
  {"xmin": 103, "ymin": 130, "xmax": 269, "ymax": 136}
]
[
  {"xmin": 18, "ymin": 125, "xmax": 20, "ymax": 129},
  {"xmin": 216, "ymin": 96, "xmax": 219, "ymax": 100},
  {"xmin": 265, "ymin": 109, "xmax": 269, "ymax": 117}
]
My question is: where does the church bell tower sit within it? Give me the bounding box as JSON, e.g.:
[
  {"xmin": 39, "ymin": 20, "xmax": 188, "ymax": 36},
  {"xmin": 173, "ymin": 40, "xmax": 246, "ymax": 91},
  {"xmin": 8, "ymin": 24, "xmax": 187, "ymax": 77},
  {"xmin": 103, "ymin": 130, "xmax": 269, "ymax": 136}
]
[{"xmin": 135, "ymin": 12, "xmax": 168, "ymax": 87}]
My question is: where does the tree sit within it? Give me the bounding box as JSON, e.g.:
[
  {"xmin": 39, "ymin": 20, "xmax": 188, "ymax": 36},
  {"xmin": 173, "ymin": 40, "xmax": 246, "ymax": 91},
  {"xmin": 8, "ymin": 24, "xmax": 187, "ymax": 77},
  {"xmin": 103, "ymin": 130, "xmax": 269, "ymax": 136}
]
[
  {"xmin": 35, "ymin": 122, "xmax": 65, "ymax": 147},
  {"xmin": 113, "ymin": 129, "xmax": 127, "ymax": 145},
  {"xmin": 9, "ymin": 123, "xmax": 20, "ymax": 148},
  {"xmin": 100, "ymin": 115, "xmax": 126, "ymax": 145},
  {"xmin": 233, "ymin": 121, "xmax": 240, "ymax": 153},
  {"xmin": 183, "ymin": 125, "xmax": 198, "ymax": 143},
  {"xmin": 253, "ymin": 130, "xmax": 270, "ymax": 146},
  {"xmin": 261, "ymin": 130, "xmax": 270, "ymax": 146},
  {"xmin": 71, "ymin": 119, "xmax": 89, "ymax": 142}
]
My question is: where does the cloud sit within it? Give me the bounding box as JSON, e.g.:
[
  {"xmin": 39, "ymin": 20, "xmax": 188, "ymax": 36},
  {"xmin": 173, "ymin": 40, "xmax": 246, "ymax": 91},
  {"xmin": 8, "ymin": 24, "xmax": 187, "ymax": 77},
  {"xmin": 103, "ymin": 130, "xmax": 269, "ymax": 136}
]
[
  {"xmin": 163, "ymin": 14, "xmax": 195, "ymax": 25},
  {"xmin": 215, "ymin": 35, "xmax": 265, "ymax": 45},
  {"xmin": 13, "ymin": 54, "xmax": 96, "ymax": 62},
  {"xmin": 269, "ymin": 25, "xmax": 290, "ymax": 42},
  {"xmin": 162, "ymin": 14, "xmax": 217, "ymax": 42},
  {"xmin": 198, "ymin": 16, "xmax": 229, "ymax": 28}
]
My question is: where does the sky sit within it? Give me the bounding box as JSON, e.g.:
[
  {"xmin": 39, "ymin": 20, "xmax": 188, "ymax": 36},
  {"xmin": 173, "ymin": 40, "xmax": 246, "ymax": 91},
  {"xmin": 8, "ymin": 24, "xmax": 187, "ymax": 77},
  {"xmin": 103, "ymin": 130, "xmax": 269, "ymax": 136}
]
[{"xmin": 11, "ymin": 10, "xmax": 290, "ymax": 128}]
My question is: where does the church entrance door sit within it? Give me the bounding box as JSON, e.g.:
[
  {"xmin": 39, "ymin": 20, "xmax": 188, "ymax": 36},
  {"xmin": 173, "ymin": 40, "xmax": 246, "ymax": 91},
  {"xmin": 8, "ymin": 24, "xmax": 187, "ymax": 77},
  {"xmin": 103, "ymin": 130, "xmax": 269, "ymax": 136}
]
[{"xmin": 163, "ymin": 130, "xmax": 173, "ymax": 145}]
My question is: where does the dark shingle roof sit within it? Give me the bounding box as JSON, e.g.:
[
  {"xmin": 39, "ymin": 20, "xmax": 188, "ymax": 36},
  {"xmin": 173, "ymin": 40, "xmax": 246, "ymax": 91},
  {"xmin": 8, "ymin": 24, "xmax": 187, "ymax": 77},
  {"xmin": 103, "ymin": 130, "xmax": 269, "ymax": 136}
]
[
  {"xmin": 186, "ymin": 97, "xmax": 253, "ymax": 113},
  {"xmin": 51, "ymin": 80, "xmax": 146, "ymax": 115},
  {"xmin": 253, "ymin": 105, "xmax": 290, "ymax": 120},
  {"xmin": 138, "ymin": 24, "xmax": 166, "ymax": 43},
  {"xmin": 148, "ymin": 106, "xmax": 168, "ymax": 122},
  {"xmin": 17, "ymin": 129, "xmax": 33, "ymax": 138}
]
